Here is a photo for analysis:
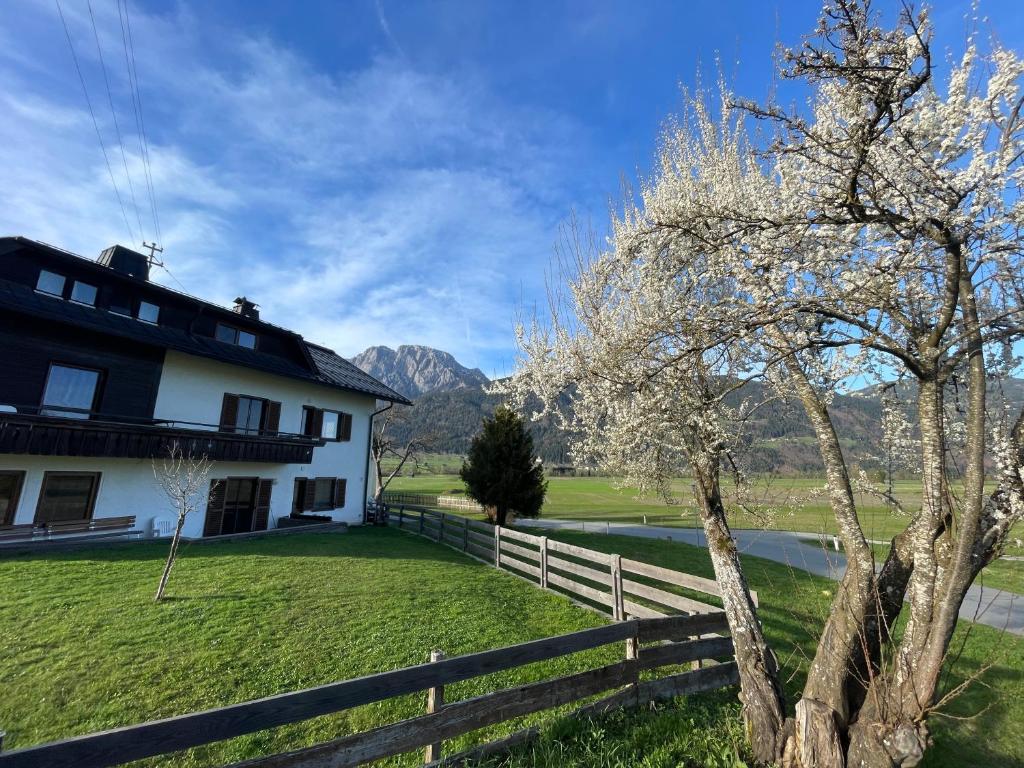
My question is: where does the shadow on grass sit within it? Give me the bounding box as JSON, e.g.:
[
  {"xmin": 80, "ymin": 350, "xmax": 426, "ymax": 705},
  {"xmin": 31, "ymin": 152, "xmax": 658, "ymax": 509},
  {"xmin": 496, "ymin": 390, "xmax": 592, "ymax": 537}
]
[{"xmin": 0, "ymin": 528, "xmax": 480, "ymax": 566}]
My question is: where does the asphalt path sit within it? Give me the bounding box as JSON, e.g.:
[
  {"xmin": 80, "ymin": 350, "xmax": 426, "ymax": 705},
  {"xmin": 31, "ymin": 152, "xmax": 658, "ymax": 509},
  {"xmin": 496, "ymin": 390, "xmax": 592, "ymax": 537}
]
[{"xmin": 518, "ymin": 518, "xmax": 1023, "ymax": 635}]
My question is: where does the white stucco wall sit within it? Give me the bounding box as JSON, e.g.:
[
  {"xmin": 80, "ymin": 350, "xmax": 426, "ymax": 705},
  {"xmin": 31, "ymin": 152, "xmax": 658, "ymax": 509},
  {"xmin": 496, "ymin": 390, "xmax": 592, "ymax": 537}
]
[{"xmin": 2, "ymin": 350, "xmax": 380, "ymax": 536}]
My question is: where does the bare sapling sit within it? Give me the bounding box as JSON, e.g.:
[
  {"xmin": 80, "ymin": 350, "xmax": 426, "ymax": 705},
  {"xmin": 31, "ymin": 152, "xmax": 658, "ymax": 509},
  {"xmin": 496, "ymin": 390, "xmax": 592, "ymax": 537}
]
[{"xmin": 152, "ymin": 442, "xmax": 217, "ymax": 601}]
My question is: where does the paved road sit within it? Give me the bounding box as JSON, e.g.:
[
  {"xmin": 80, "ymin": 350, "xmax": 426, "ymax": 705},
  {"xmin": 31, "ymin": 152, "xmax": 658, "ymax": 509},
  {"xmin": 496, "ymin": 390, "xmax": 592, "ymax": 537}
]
[{"xmin": 518, "ymin": 518, "xmax": 1024, "ymax": 636}]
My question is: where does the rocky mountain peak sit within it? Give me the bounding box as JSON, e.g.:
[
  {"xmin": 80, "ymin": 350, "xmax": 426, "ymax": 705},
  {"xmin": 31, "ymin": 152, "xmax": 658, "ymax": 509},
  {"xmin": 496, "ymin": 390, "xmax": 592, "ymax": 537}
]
[{"xmin": 351, "ymin": 345, "xmax": 490, "ymax": 399}]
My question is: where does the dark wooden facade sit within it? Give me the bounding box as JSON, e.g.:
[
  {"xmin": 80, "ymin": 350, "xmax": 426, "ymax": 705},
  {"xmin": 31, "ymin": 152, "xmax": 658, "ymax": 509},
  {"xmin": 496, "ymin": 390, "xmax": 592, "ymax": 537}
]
[
  {"xmin": 0, "ymin": 311, "xmax": 164, "ymax": 421},
  {"xmin": 0, "ymin": 413, "xmax": 316, "ymax": 464}
]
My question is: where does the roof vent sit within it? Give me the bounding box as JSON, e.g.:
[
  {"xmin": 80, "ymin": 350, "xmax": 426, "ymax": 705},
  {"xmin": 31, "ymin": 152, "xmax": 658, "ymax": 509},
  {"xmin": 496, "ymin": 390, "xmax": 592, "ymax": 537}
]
[
  {"xmin": 233, "ymin": 296, "xmax": 260, "ymax": 320},
  {"xmin": 98, "ymin": 245, "xmax": 150, "ymax": 280}
]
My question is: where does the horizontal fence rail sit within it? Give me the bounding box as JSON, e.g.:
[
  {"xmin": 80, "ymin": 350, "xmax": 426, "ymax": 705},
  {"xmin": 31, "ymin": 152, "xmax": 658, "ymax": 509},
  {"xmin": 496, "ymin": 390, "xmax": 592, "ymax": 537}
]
[
  {"xmin": 0, "ymin": 614, "xmax": 736, "ymax": 768},
  {"xmin": 385, "ymin": 505, "xmax": 756, "ymax": 620}
]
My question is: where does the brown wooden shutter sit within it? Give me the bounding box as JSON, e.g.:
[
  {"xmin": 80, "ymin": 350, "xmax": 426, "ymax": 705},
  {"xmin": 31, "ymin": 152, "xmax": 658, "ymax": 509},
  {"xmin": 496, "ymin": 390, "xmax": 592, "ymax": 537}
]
[
  {"xmin": 253, "ymin": 479, "xmax": 273, "ymax": 531},
  {"xmin": 219, "ymin": 394, "xmax": 239, "ymax": 432},
  {"xmin": 311, "ymin": 408, "xmax": 324, "ymax": 440},
  {"xmin": 303, "ymin": 477, "xmax": 317, "ymax": 511},
  {"xmin": 264, "ymin": 400, "xmax": 281, "ymax": 435},
  {"xmin": 203, "ymin": 480, "xmax": 227, "ymax": 537},
  {"xmin": 339, "ymin": 412, "xmax": 353, "ymax": 442},
  {"xmin": 334, "ymin": 478, "xmax": 347, "ymax": 509}
]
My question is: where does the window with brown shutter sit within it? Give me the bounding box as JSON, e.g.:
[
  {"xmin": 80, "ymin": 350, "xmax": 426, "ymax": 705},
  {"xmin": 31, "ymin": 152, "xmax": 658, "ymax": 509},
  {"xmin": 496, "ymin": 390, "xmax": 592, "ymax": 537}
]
[
  {"xmin": 334, "ymin": 478, "xmax": 347, "ymax": 508},
  {"xmin": 264, "ymin": 401, "xmax": 281, "ymax": 435},
  {"xmin": 302, "ymin": 476, "xmax": 317, "ymax": 511},
  {"xmin": 339, "ymin": 412, "xmax": 353, "ymax": 442},
  {"xmin": 204, "ymin": 479, "xmax": 227, "ymax": 536},
  {"xmin": 253, "ymin": 479, "xmax": 273, "ymax": 531},
  {"xmin": 219, "ymin": 394, "xmax": 240, "ymax": 433},
  {"xmin": 292, "ymin": 478, "xmax": 307, "ymax": 513}
]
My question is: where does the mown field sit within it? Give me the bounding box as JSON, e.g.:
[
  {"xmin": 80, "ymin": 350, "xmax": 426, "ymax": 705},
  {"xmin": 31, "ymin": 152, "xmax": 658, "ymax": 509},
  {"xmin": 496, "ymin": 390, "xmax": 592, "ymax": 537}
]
[
  {"xmin": 389, "ymin": 472, "xmax": 1024, "ymax": 592},
  {"xmin": 2, "ymin": 526, "xmax": 1020, "ymax": 767}
]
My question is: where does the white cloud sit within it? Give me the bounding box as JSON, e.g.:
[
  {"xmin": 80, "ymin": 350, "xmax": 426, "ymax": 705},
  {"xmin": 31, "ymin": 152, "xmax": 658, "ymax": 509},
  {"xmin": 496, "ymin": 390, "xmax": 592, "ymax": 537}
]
[{"xmin": 0, "ymin": 0, "xmax": 591, "ymax": 374}]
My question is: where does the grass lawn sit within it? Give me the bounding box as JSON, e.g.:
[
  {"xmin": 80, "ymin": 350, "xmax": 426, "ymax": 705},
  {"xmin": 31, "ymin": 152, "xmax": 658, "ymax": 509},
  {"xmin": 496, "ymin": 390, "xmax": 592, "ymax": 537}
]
[
  {"xmin": 2, "ymin": 526, "xmax": 1020, "ymax": 767},
  {"xmin": 0, "ymin": 529, "xmax": 620, "ymax": 767},
  {"xmin": 514, "ymin": 529, "xmax": 1024, "ymax": 768}
]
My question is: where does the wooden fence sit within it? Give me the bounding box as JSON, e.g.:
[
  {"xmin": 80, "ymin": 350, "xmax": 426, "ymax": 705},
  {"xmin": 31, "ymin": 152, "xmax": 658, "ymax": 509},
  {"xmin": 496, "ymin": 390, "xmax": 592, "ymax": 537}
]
[
  {"xmin": 387, "ymin": 505, "xmax": 756, "ymax": 619},
  {"xmin": 382, "ymin": 492, "xmax": 483, "ymax": 514},
  {"xmin": 0, "ymin": 613, "xmax": 738, "ymax": 768}
]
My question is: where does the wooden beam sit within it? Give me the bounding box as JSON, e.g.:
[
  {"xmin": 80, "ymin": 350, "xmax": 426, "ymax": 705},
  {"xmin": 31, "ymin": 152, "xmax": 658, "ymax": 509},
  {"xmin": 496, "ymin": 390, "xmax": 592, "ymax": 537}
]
[
  {"xmin": 228, "ymin": 661, "xmax": 638, "ymax": 768},
  {"xmin": 621, "ymin": 579, "xmax": 718, "ymax": 615},
  {"xmin": 636, "ymin": 636, "xmax": 734, "ymax": 671},
  {"xmin": 636, "ymin": 612, "xmax": 730, "ymax": 643}
]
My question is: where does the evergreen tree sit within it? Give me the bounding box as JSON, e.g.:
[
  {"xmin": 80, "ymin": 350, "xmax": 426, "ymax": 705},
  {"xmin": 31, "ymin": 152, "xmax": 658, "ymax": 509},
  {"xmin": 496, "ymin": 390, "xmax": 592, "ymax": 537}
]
[{"xmin": 460, "ymin": 406, "xmax": 546, "ymax": 526}]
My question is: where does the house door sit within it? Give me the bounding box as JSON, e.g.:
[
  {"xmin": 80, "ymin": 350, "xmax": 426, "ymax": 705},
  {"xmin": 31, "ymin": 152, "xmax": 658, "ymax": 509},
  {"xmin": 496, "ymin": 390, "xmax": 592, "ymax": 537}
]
[
  {"xmin": 204, "ymin": 478, "xmax": 273, "ymax": 537},
  {"xmin": 221, "ymin": 479, "xmax": 256, "ymax": 535}
]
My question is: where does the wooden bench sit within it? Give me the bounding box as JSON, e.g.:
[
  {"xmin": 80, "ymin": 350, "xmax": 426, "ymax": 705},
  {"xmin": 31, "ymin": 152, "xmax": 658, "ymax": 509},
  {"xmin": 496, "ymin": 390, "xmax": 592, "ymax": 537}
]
[
  {"xmin": 43, "ymin": 515, "xmax": 137, "ymax": 536},
  {"xmin": 0, "ymin": 516, "xmax": 138, "ymax": 543}
]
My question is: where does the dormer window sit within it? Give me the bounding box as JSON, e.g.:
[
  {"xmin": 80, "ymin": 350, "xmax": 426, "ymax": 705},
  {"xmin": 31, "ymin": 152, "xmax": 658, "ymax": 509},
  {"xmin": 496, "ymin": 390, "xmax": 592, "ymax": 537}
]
[
  {"xmin": 70, "ymin": 281, "xmax": 97, "ymax": 306},
  {"xmin": 36, "ymin": 270, "xmax": 65, "ymax": 297},
  {"xmin": 137, "ymin": 301, "xmax": 160, "ymax": 324},
  {"xmin": 216, "ymin": 322, "xmax": 257, "ymax": 350}
]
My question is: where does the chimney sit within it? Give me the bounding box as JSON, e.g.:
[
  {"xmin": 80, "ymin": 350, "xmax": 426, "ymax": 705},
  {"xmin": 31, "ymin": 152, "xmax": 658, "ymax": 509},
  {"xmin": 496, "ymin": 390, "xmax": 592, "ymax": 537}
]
[
  {"xmin": 98, "ymin": 245, "xmax": 150, "ymax": 280},
  {"xmin": 233, "ymin": 296, "xmax": 260, "ymax": 320}
]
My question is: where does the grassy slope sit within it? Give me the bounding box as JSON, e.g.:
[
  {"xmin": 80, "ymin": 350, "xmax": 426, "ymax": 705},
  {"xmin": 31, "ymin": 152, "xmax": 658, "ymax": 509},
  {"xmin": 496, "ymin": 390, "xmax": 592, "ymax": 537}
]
[
  {"xmin": 0, "ymin": 529, "xmax": 617, "ymax": 767},
  {"xmin": 389, "ymin": 474, "xmax": 1023, "ymax": 589},
  {"xmin": 504, "ymin": 530, "xmax": 1024, "ymax": 768},
  {"xmin": 2, "ymin": 527, "xmax": 1020, "ymax": 767}
]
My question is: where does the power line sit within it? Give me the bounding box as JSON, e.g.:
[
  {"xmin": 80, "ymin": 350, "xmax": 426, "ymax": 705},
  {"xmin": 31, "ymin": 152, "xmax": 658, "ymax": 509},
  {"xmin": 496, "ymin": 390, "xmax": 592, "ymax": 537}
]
[
  {"xmin": 55, "ymin": 0, "xmax": 135, "ymax": 244},
  {"xmin": 117, "ymin": 0, "xmax": 158, "ymax": 245},
  {"xmin": 87, "ymin": 0, "xmax": 145, "ymax": 244},
  {"xmin": 120, "ymin": 0, "xmax": 162, "ymax": 247}
]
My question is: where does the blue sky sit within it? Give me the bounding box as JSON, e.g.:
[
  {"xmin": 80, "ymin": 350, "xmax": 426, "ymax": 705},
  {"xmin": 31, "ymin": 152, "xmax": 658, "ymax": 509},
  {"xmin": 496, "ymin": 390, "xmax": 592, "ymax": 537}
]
[{"xmin": 1, "ymin": 1, "xmax": 1021, "ymax": 377}]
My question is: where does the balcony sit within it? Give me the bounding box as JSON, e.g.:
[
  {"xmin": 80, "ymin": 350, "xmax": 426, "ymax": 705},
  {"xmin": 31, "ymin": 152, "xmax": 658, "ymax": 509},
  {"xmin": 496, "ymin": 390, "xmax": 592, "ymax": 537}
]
[{"xmin": 0, "ymin": 407, "xmax": 318, "ymax": 464}]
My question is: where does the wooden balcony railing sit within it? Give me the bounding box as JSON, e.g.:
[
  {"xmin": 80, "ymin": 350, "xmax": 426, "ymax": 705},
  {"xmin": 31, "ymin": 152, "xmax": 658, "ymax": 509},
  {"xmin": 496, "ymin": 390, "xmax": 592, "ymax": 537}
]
[{"xmin": 0, "ymin": 408, "xmax": 318, "ymax": 464}]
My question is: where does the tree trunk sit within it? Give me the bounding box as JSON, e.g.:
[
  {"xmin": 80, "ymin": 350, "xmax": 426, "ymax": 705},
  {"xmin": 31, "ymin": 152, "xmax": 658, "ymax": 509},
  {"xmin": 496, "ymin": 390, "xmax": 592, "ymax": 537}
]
[
  {"xmin": 496, "ymin": 505, "xmax": 508, "ymax": 526},
  {"xmin": 155, "ymin": 516, "xmax": 186, "ymax": 601},
  {"xmin": 692, "ymin": 454, "xmax": 786, "ymax": 765},
  {"xmin": 773, "ymin": 346, "xmax": 876, "ymax": 766}
]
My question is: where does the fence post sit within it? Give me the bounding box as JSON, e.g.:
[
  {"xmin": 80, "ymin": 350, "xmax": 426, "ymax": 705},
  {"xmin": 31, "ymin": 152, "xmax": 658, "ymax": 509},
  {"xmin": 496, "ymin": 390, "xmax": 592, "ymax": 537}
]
[
  {"xmin": 539, "ymin": 536, "xmax": 549, "ymax": 589},
  {"xmin": 463, "ymin": 516, "xmax": 469, "ymax": 551},
  {"xmin": 438, "ymin": 513, "xmax": 445, "ymax": 543},
  {"xmin": 419, "ymin": 509, "xmax": 424, "ymax": 535},
  {"xmin": 398, "ymin": 507, "xmax": 404, "ymax": 529},
  {"xmin": 423, "ymin": 650, "xmax": 445, "ymax": 763},
  {"xmin": 494, "ymin": 525, "xmax": 502, "ymax": 568},
  {"xmin": 610, "ymin": 554, "xmax": 624, "ymax": 621}
]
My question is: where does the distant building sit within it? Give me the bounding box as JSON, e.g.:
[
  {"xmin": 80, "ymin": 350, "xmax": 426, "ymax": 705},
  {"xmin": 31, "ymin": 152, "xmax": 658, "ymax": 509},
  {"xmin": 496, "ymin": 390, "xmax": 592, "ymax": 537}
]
[{"xmin": 0, "ymin": 237, "xmax": 409, "ymax": 541}]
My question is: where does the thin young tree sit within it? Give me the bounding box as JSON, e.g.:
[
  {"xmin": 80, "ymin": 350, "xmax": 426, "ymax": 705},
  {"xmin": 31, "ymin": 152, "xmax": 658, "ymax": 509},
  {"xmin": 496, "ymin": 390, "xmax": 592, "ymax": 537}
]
[
  {"xmin": 460, "ymin": 406, "xmax": 547, "ymax": 526},
  {"xmin": 152, "ymin": 442, "xmax": 217, "ymax": 601},
  {"xmin": 510, "ymin": 2, "xmax": 1024, "ymax": 765},
  {"xmin": 370, "ymin": 405, "xmax": 432, "ymax": 506}
]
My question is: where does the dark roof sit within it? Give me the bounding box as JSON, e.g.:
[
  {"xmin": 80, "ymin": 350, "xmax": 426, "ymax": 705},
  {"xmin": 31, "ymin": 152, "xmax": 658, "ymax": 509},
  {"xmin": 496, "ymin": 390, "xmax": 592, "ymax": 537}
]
[
  {"xmin": 306, "ymin": 344, "xmax": 411, "ymax": 403},
  {"xmin": 0, "ymin": 238, "xmax": 411, "ymax": 405}
]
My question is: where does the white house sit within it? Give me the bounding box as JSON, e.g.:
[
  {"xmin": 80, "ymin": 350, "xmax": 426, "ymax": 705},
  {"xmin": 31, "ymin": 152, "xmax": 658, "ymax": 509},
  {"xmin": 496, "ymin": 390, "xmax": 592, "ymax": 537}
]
[{"xmin": 0, "ymin": 237, "xmax": 410, "ymax": 540}]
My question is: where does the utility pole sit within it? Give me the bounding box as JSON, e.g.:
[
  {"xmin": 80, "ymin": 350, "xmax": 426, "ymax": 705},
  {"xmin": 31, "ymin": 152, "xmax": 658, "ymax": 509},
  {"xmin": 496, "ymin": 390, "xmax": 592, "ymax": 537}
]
[{"xmin": 142, "ymin": 241, "xmax": 164, "ymax": 265}]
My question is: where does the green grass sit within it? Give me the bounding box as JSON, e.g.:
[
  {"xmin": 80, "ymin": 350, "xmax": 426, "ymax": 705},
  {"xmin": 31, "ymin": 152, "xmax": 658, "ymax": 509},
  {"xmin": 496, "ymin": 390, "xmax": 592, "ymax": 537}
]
[
  {"xmin": 0, "ymin": 529, "xmax": 619, "ymax": 766},
  {"xmin": 513, "ymin": 529, "xmax": 1024, "ymax": 768},
  {"xmin": 388, "ymin": 473, "xmax": 1023, "ymax": 590},
  {"xmin": 2, "ymin": 526, "xmax": 1020, "ymax": 767}
]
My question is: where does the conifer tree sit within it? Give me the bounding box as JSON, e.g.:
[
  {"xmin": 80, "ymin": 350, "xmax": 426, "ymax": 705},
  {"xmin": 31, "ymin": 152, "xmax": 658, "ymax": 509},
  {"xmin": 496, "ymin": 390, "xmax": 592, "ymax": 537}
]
[{"xmin": 460, "ymin": 406, "xmax": 546, "ymax": 526}]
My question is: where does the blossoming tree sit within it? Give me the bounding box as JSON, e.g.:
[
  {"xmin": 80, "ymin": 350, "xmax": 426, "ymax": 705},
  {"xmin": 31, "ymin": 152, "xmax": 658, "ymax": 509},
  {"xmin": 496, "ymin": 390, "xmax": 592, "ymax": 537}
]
[{"xmin": 506, "ymin": 2, "xmax": 1024, "ymax": 765}]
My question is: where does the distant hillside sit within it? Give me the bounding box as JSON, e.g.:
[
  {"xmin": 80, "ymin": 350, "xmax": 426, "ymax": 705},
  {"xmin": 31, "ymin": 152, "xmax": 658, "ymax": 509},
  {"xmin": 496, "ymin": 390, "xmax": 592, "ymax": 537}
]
[
  {"xmin": 351, "ymin": 345, "xmax": 490, "ymax": 399},
  {"xmin": 353, "ymin": 345, "xmax": 1024, "ymax": 474}
]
